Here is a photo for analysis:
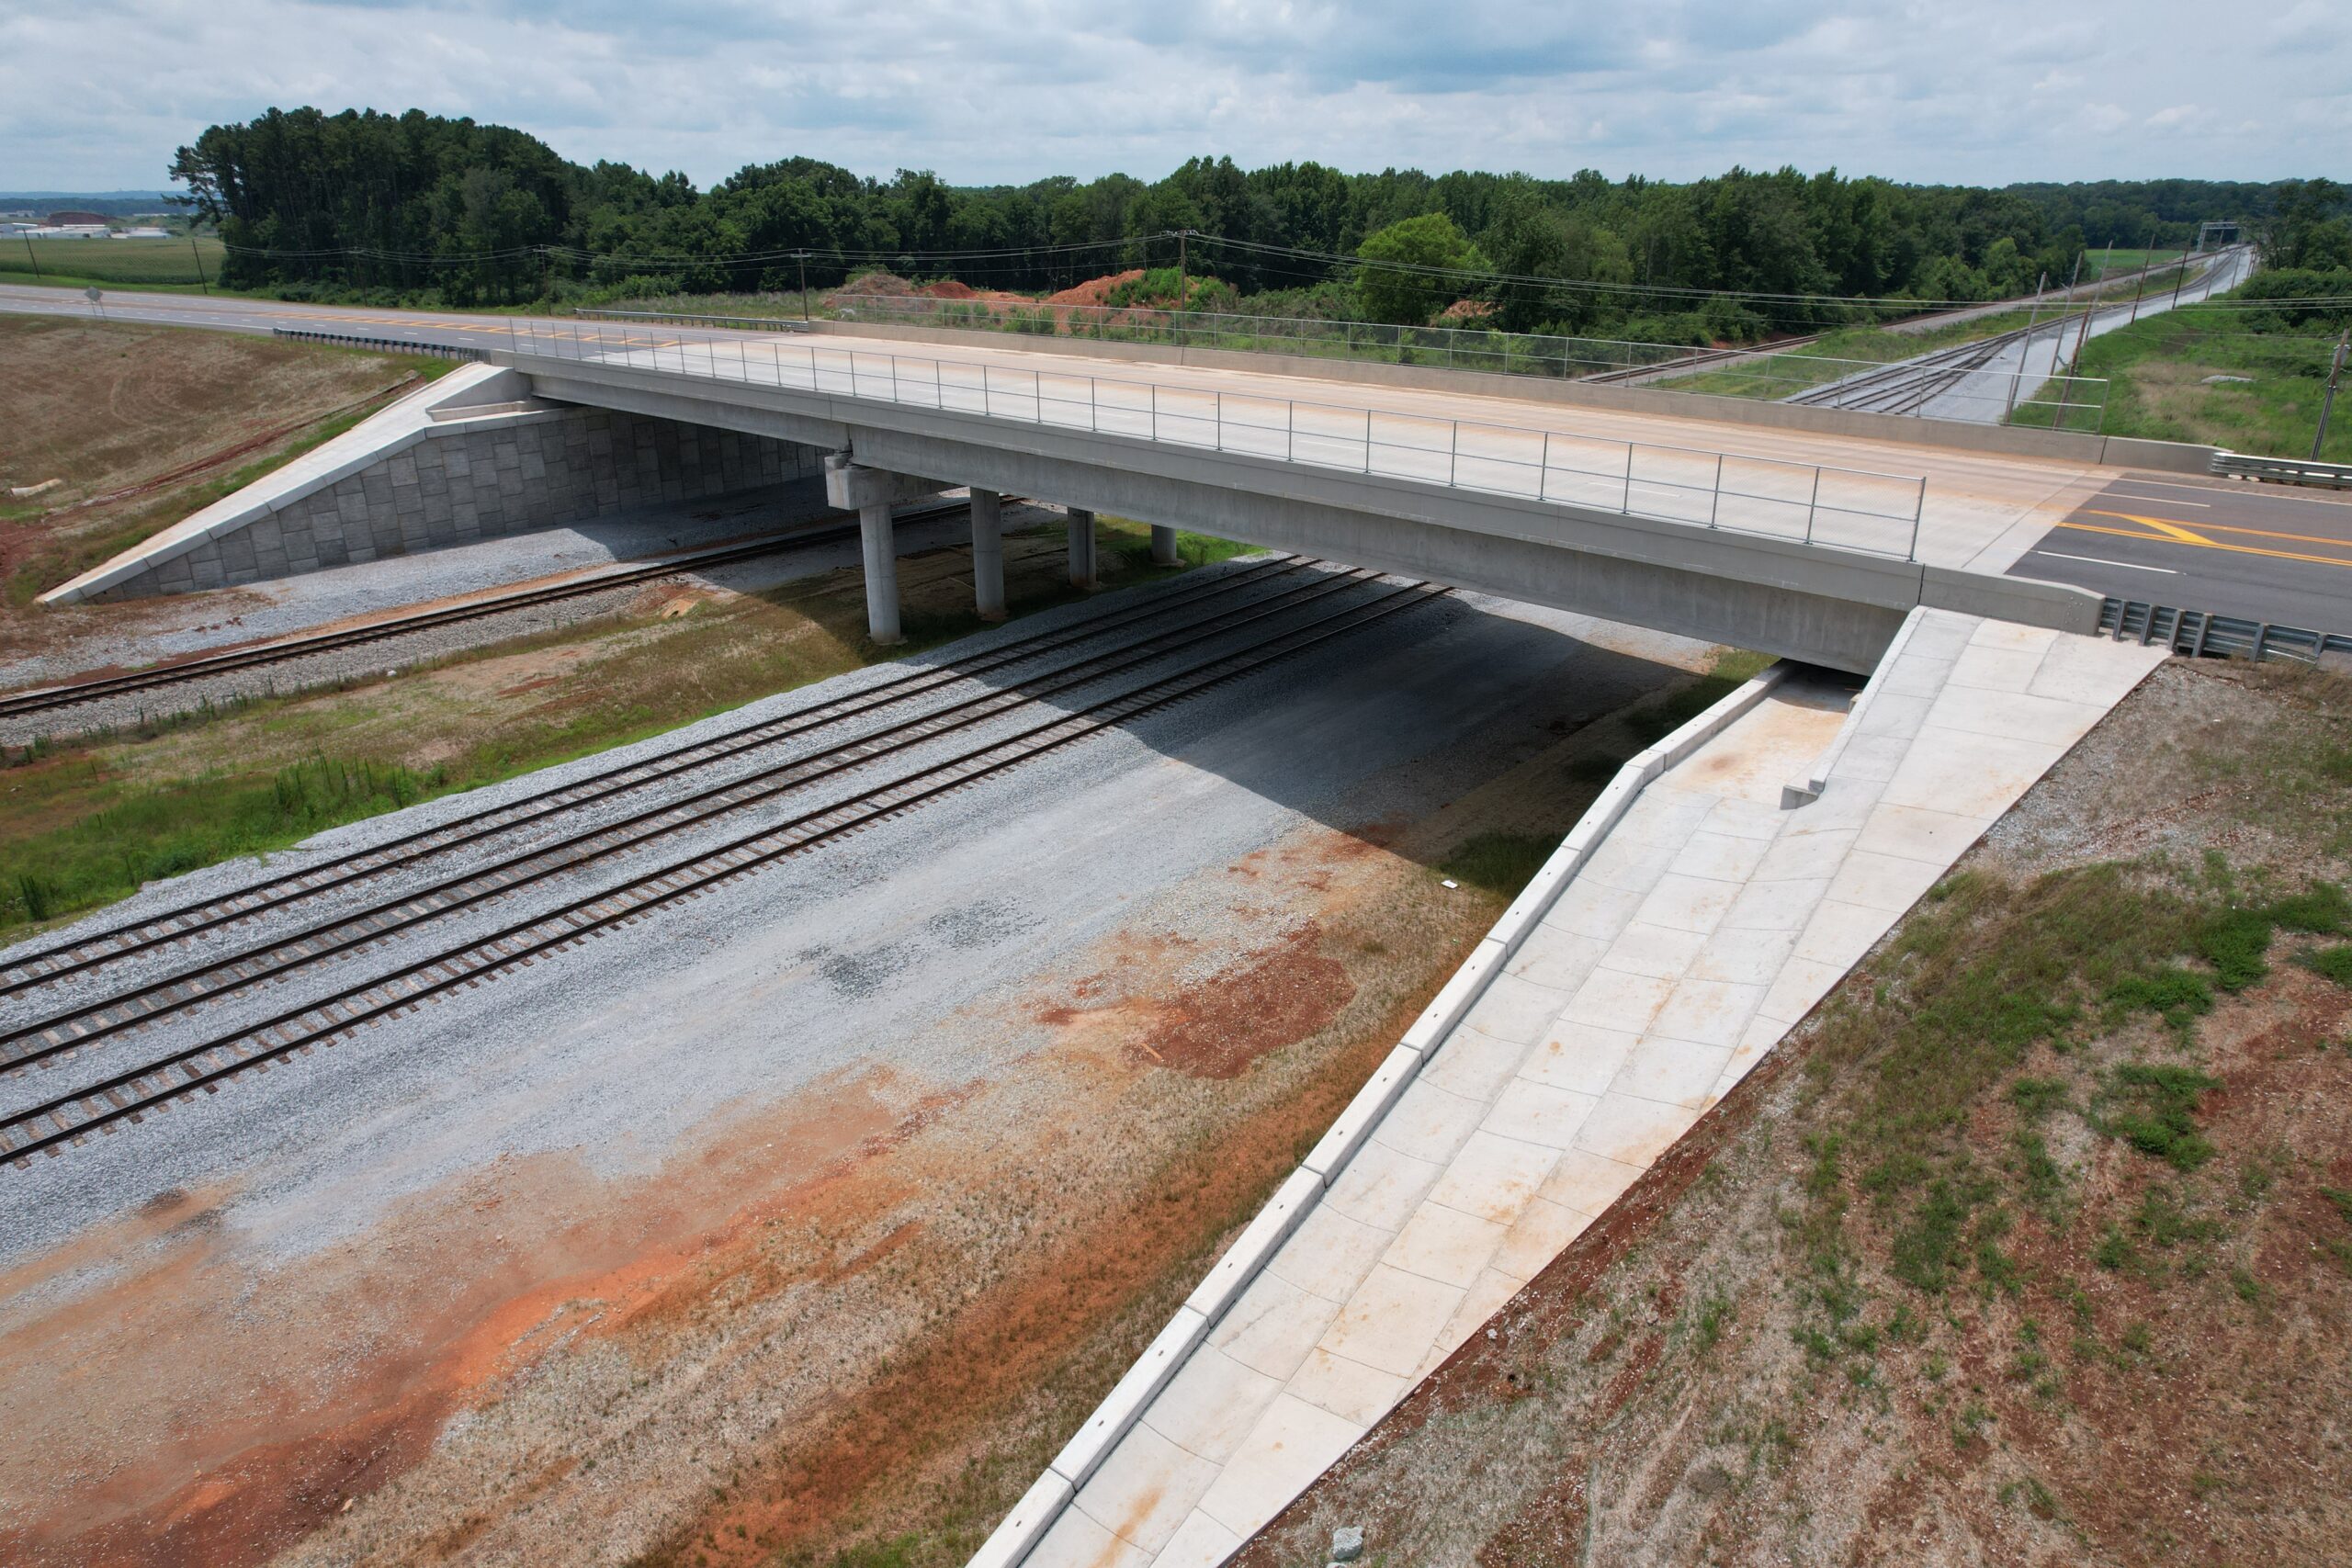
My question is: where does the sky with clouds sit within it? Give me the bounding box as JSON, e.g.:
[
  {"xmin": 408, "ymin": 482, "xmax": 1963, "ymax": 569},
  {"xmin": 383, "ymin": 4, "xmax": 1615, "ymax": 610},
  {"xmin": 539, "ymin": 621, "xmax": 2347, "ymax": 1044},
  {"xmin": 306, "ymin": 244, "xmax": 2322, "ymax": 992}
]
[{"xmin": 3, "ymin": 0, "xmax": 2346, "ymax": 194}]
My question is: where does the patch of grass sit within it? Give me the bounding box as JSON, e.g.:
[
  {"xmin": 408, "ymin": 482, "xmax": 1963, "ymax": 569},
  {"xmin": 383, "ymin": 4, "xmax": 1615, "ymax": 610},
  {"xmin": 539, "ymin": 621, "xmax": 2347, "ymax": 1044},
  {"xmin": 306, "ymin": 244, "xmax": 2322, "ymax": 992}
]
[
  {"xmin": 0, "ymin": 755, "xmax": 444, "ymax": 935},
  {"xmin": 2008, "ymin": 1077, "xmax": 2070, "ymax": 1120},
  {"xmin": 2010, "ymin": 298, "xmax": 2352, "ymax": 460},
  {"xmin": 1438, "ymin": 832, "xmax": 1558, "ymax": 898},
  {"xmin": 2107, "ymin": 964, "xmax": 2214, "ymax": 1029},
  {"xmin": 2102, "ymin": 1064, "xmax": 2223, "ymax": 1170},
  {"xmin": 2303, "ymin": 945, "xmax": 2352, "ymax": 987}
]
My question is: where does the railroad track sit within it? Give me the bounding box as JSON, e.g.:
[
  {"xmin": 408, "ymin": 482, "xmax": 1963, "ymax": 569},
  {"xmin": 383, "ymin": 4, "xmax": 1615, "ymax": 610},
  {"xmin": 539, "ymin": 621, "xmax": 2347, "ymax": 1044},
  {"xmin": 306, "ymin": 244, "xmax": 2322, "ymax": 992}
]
[
  {"xmin": 0, "ymin": 568, "xmax": 1448, "ymax": 1166},
  {"xmin": 1579, "ymin": 334, "xmax": 1824, "ymax": 386},
  {"xmin": 1784, "ymin": 323, "xmax": 2031, "ymax": 416},
  {"xmin": 0, "ymin": 560, "xmax": 1365, "ymax": 1066},
  {"xmin": 0, "ymin": 494, "xmax": 982, "ymax": 725},
  {"xmin": 0, "ymin": 552, "xmax": 1313, "ymax": 1001}
]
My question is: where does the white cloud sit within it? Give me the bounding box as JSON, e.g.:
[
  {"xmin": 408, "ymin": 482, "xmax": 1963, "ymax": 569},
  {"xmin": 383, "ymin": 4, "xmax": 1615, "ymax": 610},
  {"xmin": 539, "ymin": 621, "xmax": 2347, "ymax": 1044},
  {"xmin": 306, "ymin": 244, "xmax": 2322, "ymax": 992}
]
[{"xmin": 0, "ymin": 0, "xmax": 2341, "ymax": 193}]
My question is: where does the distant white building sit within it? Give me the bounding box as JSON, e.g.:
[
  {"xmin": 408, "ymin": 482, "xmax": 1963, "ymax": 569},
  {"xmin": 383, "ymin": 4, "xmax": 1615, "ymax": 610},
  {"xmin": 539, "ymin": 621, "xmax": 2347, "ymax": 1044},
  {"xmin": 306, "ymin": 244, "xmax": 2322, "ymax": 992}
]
[{"xmin": 114, "ymin": 227, "xmax": 170, "ymax": 239}]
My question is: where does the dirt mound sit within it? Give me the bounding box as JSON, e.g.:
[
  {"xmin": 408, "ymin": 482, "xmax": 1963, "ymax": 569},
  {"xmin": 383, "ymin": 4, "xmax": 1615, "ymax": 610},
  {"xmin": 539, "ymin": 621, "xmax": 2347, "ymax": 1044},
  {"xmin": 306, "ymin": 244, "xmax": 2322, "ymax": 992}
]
[
  {"xmin": 1436, "ymin": 299, "xmax": 1495, "ymax": 321},
  {"xmin": 832, "ymin": 270, "xmax": 914, "ymax": 299},
  {"xmin": 921, "ymin": 279, "xmax": 978, "ymax": 299},
  {"xmin": 1046, "ymin": 270, "xmax": 1143, "ymax": 308}
]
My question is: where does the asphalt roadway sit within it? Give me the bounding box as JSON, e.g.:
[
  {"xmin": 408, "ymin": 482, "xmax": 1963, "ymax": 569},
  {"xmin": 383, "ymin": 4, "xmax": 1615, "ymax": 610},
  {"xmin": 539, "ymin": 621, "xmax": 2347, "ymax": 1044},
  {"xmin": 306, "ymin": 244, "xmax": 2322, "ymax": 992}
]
[{"xmin": 2011, "ymin": 473, "xmax": 2352, "ymax": 632}]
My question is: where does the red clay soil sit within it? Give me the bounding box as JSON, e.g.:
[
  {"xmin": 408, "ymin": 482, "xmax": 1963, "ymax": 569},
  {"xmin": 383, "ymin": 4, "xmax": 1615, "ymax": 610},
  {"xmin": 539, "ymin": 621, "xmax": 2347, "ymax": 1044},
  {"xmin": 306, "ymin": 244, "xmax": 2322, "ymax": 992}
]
[
  {"xmin": 0, "ymin": 817, "xmax": 1503, "ymax": 1568},
  {"xmin": 1046, "ymin": 271, "xmax": 1143, "ymax": 308}
]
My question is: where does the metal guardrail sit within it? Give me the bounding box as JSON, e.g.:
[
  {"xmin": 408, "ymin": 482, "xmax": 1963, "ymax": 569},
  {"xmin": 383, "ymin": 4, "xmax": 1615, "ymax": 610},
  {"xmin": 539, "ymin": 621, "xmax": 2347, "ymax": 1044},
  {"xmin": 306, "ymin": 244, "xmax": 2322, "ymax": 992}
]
[
  {"xmin": 585, "ymin": 299, "xmax": 1711, "ymax": 380},
  {"xmin": 2101, "ymin": 597, "xmax": 2352, "ymax": 665},
  {"xmin": 579, "ymin": 308, "xmax": 813, "ymax": 333},
  {"xmin": 272, "ymin": 327, "xmax": 486, "ymax": 362},
  {"xmin": 582, "ymin": 297, "xmax": 2113, "ymax": 432},
  {"xmin": 2210, "ymin": 452, "xmax": 2352, "ymax": 490},
  {"xmin": 506, "ymin": 318, "xmax": 1931, "ymax": 561}
]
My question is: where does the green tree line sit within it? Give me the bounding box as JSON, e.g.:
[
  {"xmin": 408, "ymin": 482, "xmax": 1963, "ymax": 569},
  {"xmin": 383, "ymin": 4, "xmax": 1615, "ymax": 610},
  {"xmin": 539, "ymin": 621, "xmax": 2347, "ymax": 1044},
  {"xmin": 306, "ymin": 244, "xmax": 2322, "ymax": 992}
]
[{"xmin": 166, "ymin": 107, "xmax": 2339, "ymax": 341}]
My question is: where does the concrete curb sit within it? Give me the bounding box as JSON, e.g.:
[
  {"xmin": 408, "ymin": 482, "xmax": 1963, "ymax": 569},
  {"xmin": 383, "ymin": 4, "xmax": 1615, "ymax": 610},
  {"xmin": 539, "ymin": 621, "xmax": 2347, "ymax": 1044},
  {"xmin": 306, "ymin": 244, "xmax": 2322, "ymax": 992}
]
[
  {"xmin": 1784, "ymin": 605, "xmax": 1928, "ymax": 807},
  {"xmin": 969, "ymin": 660, "xmax": 1792, "ymax": 1568}
]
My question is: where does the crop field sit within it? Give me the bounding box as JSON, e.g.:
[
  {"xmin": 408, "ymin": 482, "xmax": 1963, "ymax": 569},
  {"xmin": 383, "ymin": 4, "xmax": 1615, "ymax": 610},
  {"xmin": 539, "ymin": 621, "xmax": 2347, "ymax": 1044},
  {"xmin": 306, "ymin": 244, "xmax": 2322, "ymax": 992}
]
[{"xmin": 0, "ymin": 234, "xmax": 223, "ymax": 288}]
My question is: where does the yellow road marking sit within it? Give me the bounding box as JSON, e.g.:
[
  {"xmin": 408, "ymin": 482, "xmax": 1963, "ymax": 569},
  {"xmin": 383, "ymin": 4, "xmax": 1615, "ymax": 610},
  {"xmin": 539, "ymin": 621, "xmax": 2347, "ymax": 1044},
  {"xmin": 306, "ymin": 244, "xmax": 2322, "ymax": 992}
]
[
  {"xmin": 2055, "ymin": 520, "xmax": 2352, "ymax": 571},
  {"xmin": 2084, "ymin": 509, "xmax": 2352, "ymax": 551}
]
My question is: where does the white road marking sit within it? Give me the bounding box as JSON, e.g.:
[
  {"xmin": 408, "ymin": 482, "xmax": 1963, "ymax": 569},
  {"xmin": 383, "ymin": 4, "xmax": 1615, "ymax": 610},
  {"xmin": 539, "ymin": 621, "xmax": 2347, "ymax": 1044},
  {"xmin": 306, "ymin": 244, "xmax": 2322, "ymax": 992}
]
[
  {"xmin": 2107, "ymin": 491, "xmax": 2210, "ymax": 507},
  {"xmin": 2034, "ymin": 549, "xmax": 2179, "ymax": 573}
]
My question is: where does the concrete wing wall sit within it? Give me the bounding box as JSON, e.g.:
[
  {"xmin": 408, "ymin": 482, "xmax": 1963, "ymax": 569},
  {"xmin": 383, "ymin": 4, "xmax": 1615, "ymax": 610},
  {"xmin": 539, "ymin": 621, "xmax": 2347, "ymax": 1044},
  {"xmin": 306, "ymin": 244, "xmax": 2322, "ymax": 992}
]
[{"xmin": 46, "ymin": 361, "xmax": 827, "ymax": 604}]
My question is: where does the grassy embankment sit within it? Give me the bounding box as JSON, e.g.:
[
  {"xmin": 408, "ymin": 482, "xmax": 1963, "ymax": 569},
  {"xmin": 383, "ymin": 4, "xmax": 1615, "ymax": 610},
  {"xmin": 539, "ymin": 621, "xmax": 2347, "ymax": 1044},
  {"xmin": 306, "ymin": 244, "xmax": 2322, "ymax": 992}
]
[
  {"xmin": 0, "ymin": 315, "xmax": 456, "ymax": 605},
  {"xmin": 0, "ymin": 517, "xmax": 1249, "ymax": 944},
  {"xmin": 2009, "ymin": 301, "xmax": 2349, "ymax": 461},
  {"xmin": 1234, "ymin": 657, "xmax": 2352, "ymax": 1566},
  {"xmin": 0, "ymin": 234, "xmax": 226, "ymax": 290}
]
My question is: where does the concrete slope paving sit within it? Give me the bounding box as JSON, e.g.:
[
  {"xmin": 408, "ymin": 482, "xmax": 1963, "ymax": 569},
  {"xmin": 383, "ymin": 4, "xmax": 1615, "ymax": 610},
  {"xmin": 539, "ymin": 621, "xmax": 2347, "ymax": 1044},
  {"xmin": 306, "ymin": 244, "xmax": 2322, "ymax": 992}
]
[{"xmin": 1000, "ymin": 611, "xmax": 2165, "ymax": 1568}]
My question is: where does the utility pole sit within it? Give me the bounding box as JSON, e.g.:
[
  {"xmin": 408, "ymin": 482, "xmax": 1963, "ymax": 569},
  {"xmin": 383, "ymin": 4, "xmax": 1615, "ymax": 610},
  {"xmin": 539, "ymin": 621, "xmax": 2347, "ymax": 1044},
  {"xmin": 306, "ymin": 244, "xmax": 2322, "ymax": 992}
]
[
  {"xmin": 188, "ymin": 232, "xmax": 209, "ymax": 295},
  {"xmin": 794, "ymin": 250, "xmax": 809, "ymax": 321},
  {"xmin": 2127, "ymin": 221, "xmax": 2155, "ymax": 323},
  {"xmin": 2071, "ymin": 243, "xmax": 2109, "ymax": 366},
  {"xmin": 2315, "ymin": 331, "xmax": 2349, "ymax": 462},
  {"xmin": 2053, "ymin": 252, "xmax": 2086, "ymax": 412},
  {"xmin": 1173, "ymin": 228, "xmax": 1195, "ymax": 348},
  {"xmin": 2171, "ymin": 232, "xmax": 2196, "ymax": 308},
  {"xmin": 2007, "ymin": 270, "xmax": 2048, "ymax": 417},
  {"xmin": 20, "ymin": 231, "xmax": 40, "ymax": 280}
]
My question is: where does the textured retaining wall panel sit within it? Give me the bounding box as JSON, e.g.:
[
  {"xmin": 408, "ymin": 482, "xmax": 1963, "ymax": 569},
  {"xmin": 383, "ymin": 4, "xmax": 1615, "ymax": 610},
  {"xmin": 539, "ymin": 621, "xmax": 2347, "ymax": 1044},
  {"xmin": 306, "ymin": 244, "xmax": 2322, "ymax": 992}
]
[{"xmin": 94, "ymin": 408, "xmax": 822, "ymax": 601}]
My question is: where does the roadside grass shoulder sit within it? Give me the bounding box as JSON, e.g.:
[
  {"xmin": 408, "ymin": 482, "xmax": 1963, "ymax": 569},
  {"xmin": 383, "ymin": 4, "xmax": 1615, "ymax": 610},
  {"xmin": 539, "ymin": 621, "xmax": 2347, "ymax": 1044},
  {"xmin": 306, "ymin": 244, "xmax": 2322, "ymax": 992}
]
[{"xmin": 2006, "ymin": 303, "xmax": 2349, "ymax": 459}]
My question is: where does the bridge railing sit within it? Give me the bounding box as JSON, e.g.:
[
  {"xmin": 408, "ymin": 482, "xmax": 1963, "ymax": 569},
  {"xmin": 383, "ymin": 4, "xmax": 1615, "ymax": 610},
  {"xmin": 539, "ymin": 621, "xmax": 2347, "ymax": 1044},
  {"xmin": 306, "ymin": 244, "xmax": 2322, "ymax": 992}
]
[{"xmin": 505, "ymin": 319, "xmax": 1929, "ymax": 562}]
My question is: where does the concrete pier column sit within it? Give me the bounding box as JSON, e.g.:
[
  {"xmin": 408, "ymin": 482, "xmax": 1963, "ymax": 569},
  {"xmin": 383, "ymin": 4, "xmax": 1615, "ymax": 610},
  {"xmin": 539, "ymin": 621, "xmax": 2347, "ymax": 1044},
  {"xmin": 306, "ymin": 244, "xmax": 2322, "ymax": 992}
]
[
  {"xmin": 859, "ymin": 502, "xmax": 902, "ymax": 645},
  {"xmin": 1149, "ymin": 524, "xmax": 1181, "ymax": 566},
  {"xmin": 1068, "ymin": 507, "xmax": 1097, "ymax": 588},
  {"xmin": 970, "ymin": 489, "xmax": 1006, "ymax": 621}
]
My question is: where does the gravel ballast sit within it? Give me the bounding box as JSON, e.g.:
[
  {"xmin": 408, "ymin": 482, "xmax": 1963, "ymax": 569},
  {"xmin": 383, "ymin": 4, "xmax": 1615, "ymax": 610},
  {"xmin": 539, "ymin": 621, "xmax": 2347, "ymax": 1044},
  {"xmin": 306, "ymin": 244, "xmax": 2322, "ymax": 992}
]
[{"xmin": 0, "ymin": 566, "xmax": 1706, "ymax": 1267}]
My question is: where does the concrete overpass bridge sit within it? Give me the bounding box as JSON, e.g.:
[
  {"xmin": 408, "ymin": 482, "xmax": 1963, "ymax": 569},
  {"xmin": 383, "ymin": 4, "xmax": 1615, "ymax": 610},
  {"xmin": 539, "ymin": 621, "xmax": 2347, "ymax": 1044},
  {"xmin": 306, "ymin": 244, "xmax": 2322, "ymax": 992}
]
[{"xmin": 43, "ymin": 311, "xmax": 2177, "ymax": 671}]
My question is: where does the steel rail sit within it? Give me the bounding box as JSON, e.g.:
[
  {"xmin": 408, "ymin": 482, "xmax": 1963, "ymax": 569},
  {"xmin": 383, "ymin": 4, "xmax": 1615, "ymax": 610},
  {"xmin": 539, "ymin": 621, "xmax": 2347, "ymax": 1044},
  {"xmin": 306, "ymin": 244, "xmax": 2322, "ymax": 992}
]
[{"xmin": 0, "ymin": 495, "xmax": 977, "ymax": 722}]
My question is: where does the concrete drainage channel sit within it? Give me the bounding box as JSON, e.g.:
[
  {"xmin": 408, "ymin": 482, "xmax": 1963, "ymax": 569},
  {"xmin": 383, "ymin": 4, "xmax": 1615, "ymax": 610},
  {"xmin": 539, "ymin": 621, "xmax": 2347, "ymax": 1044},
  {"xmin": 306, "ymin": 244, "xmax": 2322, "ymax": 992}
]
[{"xmin": 972, "ymin": 661, "xmax": 1793, "ymax": 1568}]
